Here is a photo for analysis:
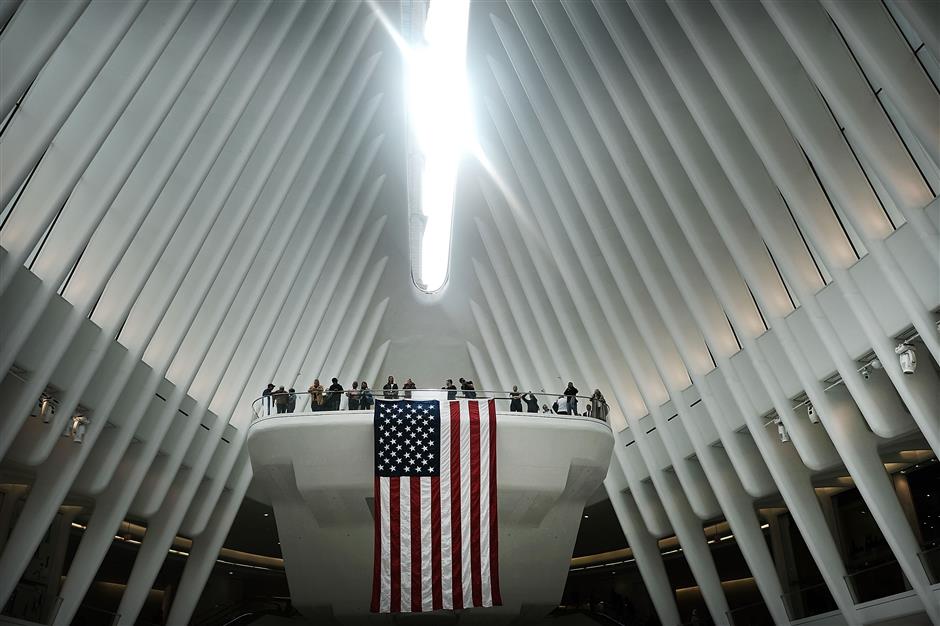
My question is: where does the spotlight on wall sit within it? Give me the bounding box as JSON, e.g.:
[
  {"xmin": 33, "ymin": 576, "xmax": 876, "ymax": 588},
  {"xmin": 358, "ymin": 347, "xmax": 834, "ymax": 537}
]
[
  {"xmin": 896, "ymin": 342, "xmax": 917, "ymax": 375},
  {"xmin": 806, "ymin": 403, "xmax": 819, "ymax": 424},
  {"xmin": 39, "ymin": 396, "xmax": 56, "ymax": 423},
  {"xmin": 869, "ymin": 358, "xmax": 882, "ymax": 370},
  {"xmin": 775, "ymin": 417, "xmax": 789, "ymax": 443},
  {"xmin": 67, "ymin": 414, "xmax": 89, "ymax": 443}
]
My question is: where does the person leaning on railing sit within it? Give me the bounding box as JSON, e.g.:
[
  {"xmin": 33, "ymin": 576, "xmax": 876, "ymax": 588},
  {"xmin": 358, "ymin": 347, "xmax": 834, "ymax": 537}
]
[
  {"xmin": 308, "ymin": 379, "xmax": 324, "ymax": 411},
  {"xmin": 273, "ymin": 386, "xmax": 289, "ymax": 413},
  {"xmin": 346, "ymin": 381, "xmax": 360, "ymax": 410},
  {"xmin": 442, "ymin": 379, "xmax": 457, "ymax": 400},
  {"xmin": 327, "ymin": 378, "xmax": 344, "ymax": 410},
  {"xmin": 383, "ymin": 375, "xmax": 399, "ymax": 399},
  {"xmin": 360, "ymin": 381, "xmax": 374, "ymax": 409},
  {"xmin": 403, "ymin": 378, "xmax": 416, "ymax": 399},
  {"xmin": 591, "ymin": 389, "xmax": 608, "ymax": 421}
]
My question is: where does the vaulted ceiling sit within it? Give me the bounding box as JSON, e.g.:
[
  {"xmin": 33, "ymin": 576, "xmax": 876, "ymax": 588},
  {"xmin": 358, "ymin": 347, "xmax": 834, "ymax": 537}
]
[{"xmin": 1, "ymin": 0, "xmax": 938, "ymax": 624}]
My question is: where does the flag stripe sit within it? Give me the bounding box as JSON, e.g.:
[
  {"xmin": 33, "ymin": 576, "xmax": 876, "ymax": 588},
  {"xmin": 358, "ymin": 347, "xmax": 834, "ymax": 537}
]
[
  {"xmin": 431, "ymin": 475, "xmax": 442, "ymax": 610},
  {"xmin": 390, "ymin": 477, "xmax": 401, "ymax": 613},
  {"xmin": 459, "ymin": 402, "xmax": 473, "ymax": 606},
  {"xmin": 381, "ymin": 478, "xmax": 391, "ymax": 612},
  {"xmin": 411, "ymin": 476, "xmax": 422, "ymax": 612},
  {"xmin": 371, "ymin": 477, "xmax": 381, "ymax": 612},
  {"xmin": 479, "ymin": 400, "xmax": 491, "ymax": 606},
  {"xmin": 400, "ymin": 476, "xmax": 411, "ymax": 611},
  {"xmin": 488, "ymin": 399, "xmax": 502, "ymax": 606},
  {"xmin": 420, "ymin": 477, "xmax": 433, "ymax": 611},
  {"xmin": 440, "ymin": 411, "xmax": 453, "ymax": 610},
  {"xmin": 449, "ymin": 400, "xmax": 463, "ymax": 609},
  {"xmin": 469, "ymin": 401, "xmax": 483, "ymax": 607}
]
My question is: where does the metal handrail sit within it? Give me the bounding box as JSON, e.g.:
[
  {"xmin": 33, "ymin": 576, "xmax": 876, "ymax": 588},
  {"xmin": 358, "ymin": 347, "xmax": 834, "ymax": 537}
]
[{"xmin": 250, "ymin": 388, "xmax": 610, "ymax": 422}]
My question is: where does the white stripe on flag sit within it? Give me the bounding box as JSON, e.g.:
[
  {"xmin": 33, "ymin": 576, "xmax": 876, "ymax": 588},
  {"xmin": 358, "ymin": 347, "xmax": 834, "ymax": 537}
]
[
  {"xmin": 421, "ymin": 477, "xmax": 433, "ymax": 611},
  {"xmin": 380, "ymin": 478, "xmax": 391, "ymax": 612},
  {"xmin": 479, "ymin": 400, "xmax": 492, "ymax": 607},
  {"xmin": 460, "ymin": 405, "xmax": 473, "ymax": 607},
  {"xmin": 400, "ymin": 476, "xmax": 411, "ymax": 611},
  {"xmin": 439, "ymin": 406, "xmax": 453, "ymax": 609}
]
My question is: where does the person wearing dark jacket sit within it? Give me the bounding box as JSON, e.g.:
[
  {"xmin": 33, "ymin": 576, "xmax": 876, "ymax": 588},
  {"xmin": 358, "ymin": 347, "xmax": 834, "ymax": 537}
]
[
  {"xmin": 443, "ymin": 379, "xmax": 458, "ymax": 400},
  {"xmin": 262, "ymin": 383, "xmax": 275, "ymax": 414},
  {"xmin": 459, "ymin": 378, "xmax": 476, "ymax": 399},
  {"xmin": 564, "ymin": 382, "xmax": 579, "ymax": 416},
  {"xmin": 286, "ymin": 388, "xmax": 297, "ymax": 413},
  {"xmin": 360, "ymin": 382, "xmax": 374, "ymax": 409},
  {"xmin": 383, "ymin": 375, "xmax": 399, "ymax": 399},
  {"xmin": 403, "ymin": 378, "xmax": 416, "ymax": 399},
  {"xmin": 327, "ymin": 378, "xmax": 344, "ymax": 410},
  {"xmin": 523, "ymin": 392, "xmax": 539, "ymax": 413},
  {"xmin": 509, "ymin": 386, "xmax": 523, "ymax": 412}
]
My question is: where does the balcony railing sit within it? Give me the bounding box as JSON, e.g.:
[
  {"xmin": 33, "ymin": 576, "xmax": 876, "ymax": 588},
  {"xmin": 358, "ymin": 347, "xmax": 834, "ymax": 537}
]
[
  {"xmin": 780, "ymin": 581, "xmax": 839, "ymax": 621},
  {"xmin": 250, "ymin": 388, "xmax": 609, "ymax": 424},
  {"xmin": 843, "ymin": 559, "xmax": 911, "ymax": 604},
  {"xmin": 725, "ymin": 599, "xmax": 774, "ymax": 626}
]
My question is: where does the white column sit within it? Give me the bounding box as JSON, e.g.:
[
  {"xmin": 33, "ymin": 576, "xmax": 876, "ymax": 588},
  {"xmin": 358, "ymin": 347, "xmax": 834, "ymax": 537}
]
[{"xmin": 165, "ymin": 460, "xmax": 253, "ymax": 626}]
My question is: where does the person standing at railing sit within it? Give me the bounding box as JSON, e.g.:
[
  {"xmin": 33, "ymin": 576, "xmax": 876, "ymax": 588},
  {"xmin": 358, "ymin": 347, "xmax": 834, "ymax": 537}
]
[
  {"xmin": 541, "ymin": 403, "xmax": 552, "ymax": 414},
  {"xmin": 509, "ymin": 386, "xmax": 523, "ymax": 412},
  {"xmin": 523, "ymin": 391, "xmax": 539, "ymax": 413},
  {"xmin": 403, "ymin": 378, "xmax": 416, "ymax": 399},
  {"xmin": 459, "ymin": 378, "xmax": 476, "ymax": 398},
  {"xmin": 274, "ymin": 386, "xmax": 289, "ymax": 414},
  {"xmin": 360, "ymin": 381, "xmax": 374, "ymax": 409},
  {"xmin": 442, "ymin": 379, "xmax": 457, "ymax": 400},
  {"xmin": 287, "ymin": 388, "xmax": 297, "ymax": 413},
  {"xmin": 564, "ymin": 382, "xmax": 579, "ymax": 415},
  {"xmin": 308, "ymin": 379, "xmax": 324, "ymax": 411},
  {"xmin": 327, "ymin": 378, "xmax": 344, "ymax": 410},
  {"xmin": 262, "ymin": 383, "xmax": 275, "ymax": 415},
  {"xmin": 383, "ymin": 375, "xmax": 399, "ymax": 399},
  {"xmin": 591, "ymin": 389, "xmax": 608, "ymax": 422},
  {"xmin": 347, "ymin": 381, "xmax": 360, "ymax": 410}
]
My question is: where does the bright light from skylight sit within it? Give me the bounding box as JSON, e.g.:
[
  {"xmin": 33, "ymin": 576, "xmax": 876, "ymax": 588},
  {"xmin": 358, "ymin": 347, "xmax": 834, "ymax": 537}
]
[{"xmin": 406, "ymin": 0, "xmax": 473, "ymax": 293}]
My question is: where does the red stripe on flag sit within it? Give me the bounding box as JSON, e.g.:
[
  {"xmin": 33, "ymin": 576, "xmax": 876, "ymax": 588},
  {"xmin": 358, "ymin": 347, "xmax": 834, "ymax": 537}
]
[
  {"xmin": 389, "ymin": 477, "xmax": 401, "ymax": 614},
  {"xmin": 410, "ymin": 477, "xmax": 422, "ymax": 612},
  {"xmin": 488, "ymin": 399, "xmax": 502, "ymax": 605},
  {"xmin": 431, "ymin": 476, "xmax": 442, "ymax": 610},
  {"xmin": 449, "ymin": 401, "xmax": 463, "ymax": 609},
  {"xmin": 371, "ymin": 477, "xmax": 381, "ymax": 612},
  {"xmin": 468, "ymin": 401, "xmax": 483, "ymax": 607}
]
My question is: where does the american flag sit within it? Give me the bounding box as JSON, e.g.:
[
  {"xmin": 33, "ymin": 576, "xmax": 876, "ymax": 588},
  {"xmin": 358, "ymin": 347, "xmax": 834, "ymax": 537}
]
[{"xmin": 371, "ymin": 398, "xmax": 501, "ymax": 613}]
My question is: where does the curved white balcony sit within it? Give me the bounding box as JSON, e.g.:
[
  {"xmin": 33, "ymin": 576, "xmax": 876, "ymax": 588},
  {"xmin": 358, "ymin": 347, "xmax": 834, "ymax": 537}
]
[{"xmin": 247, "ymin": 406, "xmax": 614, "ymax": 625}]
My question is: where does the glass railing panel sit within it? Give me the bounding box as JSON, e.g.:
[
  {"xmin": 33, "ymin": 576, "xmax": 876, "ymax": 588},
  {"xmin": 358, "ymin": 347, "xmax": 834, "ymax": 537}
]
[
  {"xmin": 725, "ymin": 599, "xmax": 774, "ymax": 626},
  {"xmin": 781, "ymin": 581, "xmax": 839, "ymax": 620},
  {"xmin": 918, "ymin": 544, "xmax": 940, "ymax": 585},
  {"xmin": 843, "ymin": 559, "xmax": 911, "ymax": 604},
  {"xmin": 68, "ymin": 603, "xmax": 121, "ymax": 626}
]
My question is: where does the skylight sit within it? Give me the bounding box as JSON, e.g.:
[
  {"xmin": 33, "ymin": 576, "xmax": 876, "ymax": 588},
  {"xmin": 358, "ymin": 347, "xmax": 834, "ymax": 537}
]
[{"xmin": 405, "ymin": 0, "xmax": 473, "ymax": 293}]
